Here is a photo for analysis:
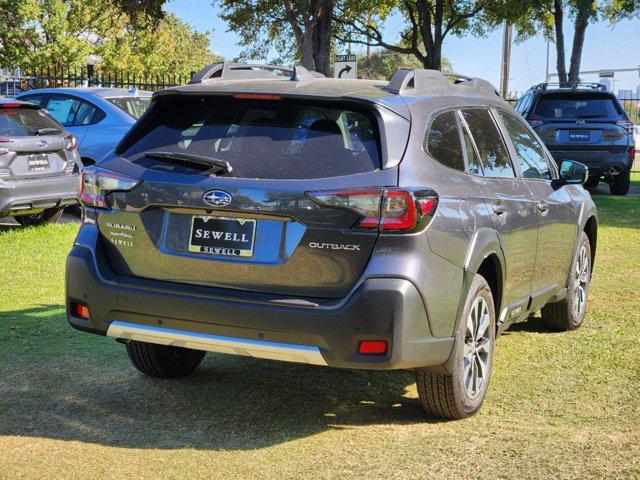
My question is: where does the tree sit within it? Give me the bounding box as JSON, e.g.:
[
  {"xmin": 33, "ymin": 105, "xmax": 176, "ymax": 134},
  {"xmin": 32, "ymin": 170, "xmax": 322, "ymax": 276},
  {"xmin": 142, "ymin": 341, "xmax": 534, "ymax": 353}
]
[
  {"xmin": 336, "ymin": 0, "xmax": 499, "ymax": 71},
  {"xmin": 215, "ymin": 0, "xmax": 336, "ymax": 76},
  {"xmin": 513, "ymin": 0, "xmax": 639, "ymax": 83},
  {"xmin": 357, "ymin": 48, "xmax": 453, "ymax": 80},
  {"xmin": 0, "ymin": 0, "xmax": 218, "ymax": 77}
]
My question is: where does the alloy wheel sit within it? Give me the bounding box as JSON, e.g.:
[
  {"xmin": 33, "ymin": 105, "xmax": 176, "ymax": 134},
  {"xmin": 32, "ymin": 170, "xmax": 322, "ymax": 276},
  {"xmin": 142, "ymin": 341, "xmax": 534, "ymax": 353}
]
[
  {"xmin": 463, "ymin": 297, "xmax": 491, "ymax": 400},
  {"xmin": 573, "ymin": 244, "xmax": 590, "ymax": 317}
]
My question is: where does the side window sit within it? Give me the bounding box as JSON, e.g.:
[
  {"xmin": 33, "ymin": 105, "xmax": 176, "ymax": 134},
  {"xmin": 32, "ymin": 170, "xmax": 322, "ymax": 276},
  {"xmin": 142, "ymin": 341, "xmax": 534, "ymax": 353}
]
[
  {"xmin": 45, "ymin": 95, "xmax": 102, "ymax": 127},
  {"xmin": 20, "ymin": 95, "xmax": 48, "ymax": 107},
  {"xmin": 425, "ymin": 110, "xmax": 465, "ymax": 171},
  {"xmin": 498, "ymin": 111, "xmax": 552, "ymax": 180},
  {"xmin": 461, "ymin": 109, "xmax": 515, "ymax": 178}
]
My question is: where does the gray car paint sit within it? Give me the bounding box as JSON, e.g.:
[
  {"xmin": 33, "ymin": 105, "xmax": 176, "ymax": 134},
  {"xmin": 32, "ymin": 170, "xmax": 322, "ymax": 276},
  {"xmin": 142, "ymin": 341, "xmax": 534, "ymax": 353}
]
[
  {"xmin": 0, "ymin": 99, "xmax": 80, "ymax": 216},
  {"xmin": 65, "ymin": 72, "xmax": 597, "ymax": 369}
]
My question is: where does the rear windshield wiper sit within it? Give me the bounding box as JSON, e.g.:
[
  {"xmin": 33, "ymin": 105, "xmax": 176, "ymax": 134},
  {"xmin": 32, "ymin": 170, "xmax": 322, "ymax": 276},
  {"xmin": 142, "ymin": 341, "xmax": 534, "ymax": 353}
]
[
  {"xmin": 145, "ymin": 151, "xmax": 233, "ymax": 176},
  {"xmin": 32, "ymin": 127, "xmax": 62, "ymax": 135}
]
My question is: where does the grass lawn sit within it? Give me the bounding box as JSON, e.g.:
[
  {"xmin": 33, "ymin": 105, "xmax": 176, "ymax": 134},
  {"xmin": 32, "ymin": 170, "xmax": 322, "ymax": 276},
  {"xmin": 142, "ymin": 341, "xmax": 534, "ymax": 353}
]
[{"xmin": 1, "ymin": 196, "xmax": 639, "ymax": 479}]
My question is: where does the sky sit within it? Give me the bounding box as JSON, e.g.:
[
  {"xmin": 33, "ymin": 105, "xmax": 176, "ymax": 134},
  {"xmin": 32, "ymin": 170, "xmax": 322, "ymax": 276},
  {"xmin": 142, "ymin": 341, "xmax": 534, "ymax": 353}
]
[{"xmin": 166, "ymin": 0, "xmax": 640, "ymax": 95}]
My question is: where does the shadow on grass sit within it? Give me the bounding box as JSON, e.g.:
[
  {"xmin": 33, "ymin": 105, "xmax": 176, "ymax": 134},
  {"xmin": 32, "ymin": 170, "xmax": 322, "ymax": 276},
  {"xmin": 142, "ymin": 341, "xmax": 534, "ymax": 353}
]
[{"xmin": 0, "ymin": 305, "xmax": 433, "ymax": 452}]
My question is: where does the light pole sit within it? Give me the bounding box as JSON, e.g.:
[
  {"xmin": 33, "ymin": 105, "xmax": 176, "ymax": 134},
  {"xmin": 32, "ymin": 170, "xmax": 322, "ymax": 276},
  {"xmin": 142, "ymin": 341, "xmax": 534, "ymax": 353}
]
[{"xmin": 500, "ymin": 23, "xmax": 513, "ymax": 98}]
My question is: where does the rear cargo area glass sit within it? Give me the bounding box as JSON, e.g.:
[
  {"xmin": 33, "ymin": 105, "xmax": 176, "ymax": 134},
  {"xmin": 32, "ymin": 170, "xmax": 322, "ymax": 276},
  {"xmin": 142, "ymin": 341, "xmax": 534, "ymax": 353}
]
[
  {"xmin": 0, "ymin": 108, "xmax": 61, "ymax": 136},
  {"xmin": 117, "ymin": 96, "xmax": 381, "ymax": 179},
  {"xmin": 533, "ymin": 93, "xmax": 624, "ymax": 120}
]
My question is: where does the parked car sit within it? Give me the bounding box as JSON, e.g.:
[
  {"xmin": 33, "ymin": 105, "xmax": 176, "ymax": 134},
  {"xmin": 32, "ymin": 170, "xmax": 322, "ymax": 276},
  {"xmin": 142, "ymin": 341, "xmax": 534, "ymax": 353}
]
[
  {"xmin": 17, "ymin": 87, "xmax": 152, "ymax": 166},
  {"xmin": 0, "ymin": 98, "xmax": 80, "ymax": 225},
  {"xmin": 66, "ymin": 64, "xmax": 597, "ymax": 420},
  {"xmin": 514, "ymin": 82, "xmax": 635, "ymax": 195}
]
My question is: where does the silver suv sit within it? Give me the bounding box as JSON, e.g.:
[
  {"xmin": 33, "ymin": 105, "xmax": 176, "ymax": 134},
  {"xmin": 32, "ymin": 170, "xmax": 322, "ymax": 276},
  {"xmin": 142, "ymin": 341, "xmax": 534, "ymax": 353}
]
[
  {"xmin": 66, "ymin": 65, "xmax": 597, "ymax": 419},
  {"xmin": 0, "ymin": 98, "xmax": 80, "ymax": 225}
]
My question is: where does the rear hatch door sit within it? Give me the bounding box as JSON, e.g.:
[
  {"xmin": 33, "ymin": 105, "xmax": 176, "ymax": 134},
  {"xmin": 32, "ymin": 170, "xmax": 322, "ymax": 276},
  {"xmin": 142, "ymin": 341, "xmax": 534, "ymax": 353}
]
[
  {"xmin": 95, "ymin": 94, "xmax": 403, "ymax": 298},
  {"xmin": 531, "ymin": 91, "xmax": 631, "ymax": 154},
  {"xmin": 0, "ymin": 105, "xmax": 71, "ymax": 179}
]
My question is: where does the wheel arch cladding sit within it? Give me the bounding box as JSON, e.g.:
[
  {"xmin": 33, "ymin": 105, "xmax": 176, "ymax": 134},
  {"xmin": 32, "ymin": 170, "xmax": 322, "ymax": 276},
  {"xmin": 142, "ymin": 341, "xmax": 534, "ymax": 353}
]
[
  {"xmin": 583, "ymin": 215, "xmax": 597, "ymax": 268},
  {"xmin": 476, "ymin": 254, "xmax": 503, "ymax": 325}
]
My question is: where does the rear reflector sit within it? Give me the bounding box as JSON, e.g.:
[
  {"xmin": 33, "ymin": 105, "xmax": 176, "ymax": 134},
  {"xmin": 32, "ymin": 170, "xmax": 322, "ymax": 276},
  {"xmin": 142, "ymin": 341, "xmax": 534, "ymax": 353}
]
[
  {"xmin": 73, "ymin": 303, "xmax": 90, "ymax": 319},
  {"xmin": 358, "ymin": 341, "xmax": 388, "ymax": 355}
]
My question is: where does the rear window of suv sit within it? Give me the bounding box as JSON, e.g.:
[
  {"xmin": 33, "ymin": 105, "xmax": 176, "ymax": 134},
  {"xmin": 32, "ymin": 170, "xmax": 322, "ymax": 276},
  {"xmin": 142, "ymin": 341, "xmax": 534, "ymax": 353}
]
[
  {"xmin": 117, "ymin": 96, "xmax": 381, "ymax": 179},
  {"xmin": 107, "ymin": 96, "xmax": 151, "ymax": 120},
  {"xmin": 533, "ymin": 93, "xmax": 625, "ymax": 120},
  {"xmin": 0, "ymin": 106, "xmax": 62, "ymax": 137}
]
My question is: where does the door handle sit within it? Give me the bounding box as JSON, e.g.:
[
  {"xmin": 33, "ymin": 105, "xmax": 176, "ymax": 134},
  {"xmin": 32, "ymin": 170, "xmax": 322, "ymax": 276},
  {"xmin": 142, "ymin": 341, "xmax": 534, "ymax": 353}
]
[
  {"xmin": 538, "ymin": 201, "xmax": 549, "ymax": 213},
  {"xmin": 492, "ymin": 201, "xmax": 506, "ymax": 215}
]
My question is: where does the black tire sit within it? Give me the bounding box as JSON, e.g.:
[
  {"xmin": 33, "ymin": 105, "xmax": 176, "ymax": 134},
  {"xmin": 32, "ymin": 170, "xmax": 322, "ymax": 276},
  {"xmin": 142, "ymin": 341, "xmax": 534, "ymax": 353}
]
[
  {"xmin": 541, "ymin": 231, "xmax": 591, "ymax": 331},
  {"xmin": 125, "ymin": 341, "xmax": 206, "ymax": 378},
  {"xmin": 609, "ymin": 170, "xmax": 630, "ymax": 196},
  {"xmin": 14, "ymin": 207, "xmax": 64, "ymax": 227},
  {"xmin": 416, "ymin": 274, "xmax": 496, "ymax": 420},
  {"xmin": 583, "ymin": 176, "xmax": 599, "ymax": 190}
]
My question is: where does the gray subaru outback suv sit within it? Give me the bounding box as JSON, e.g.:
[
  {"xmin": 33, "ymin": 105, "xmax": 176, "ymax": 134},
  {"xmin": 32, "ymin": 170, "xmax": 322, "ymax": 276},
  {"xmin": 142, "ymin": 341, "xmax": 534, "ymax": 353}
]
[
  {"xmin": 66, "ymin": 64, "xmax": 597, "ymax": 419},
  {"xmin": 0, "ymin": 98, "xmax": 80, "ymax": 225}
]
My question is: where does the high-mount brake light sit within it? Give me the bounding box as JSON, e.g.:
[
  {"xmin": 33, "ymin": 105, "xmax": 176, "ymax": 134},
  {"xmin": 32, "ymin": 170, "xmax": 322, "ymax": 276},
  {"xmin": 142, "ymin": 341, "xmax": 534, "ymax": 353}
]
[
  {"xmin": 307, "ymin": 187, "xmax": 438, "ymax": 232},
  {"xmin": 232, "ymin": 93, "xmax": 283, "ymax": 101},
  {"xmin": 0, "ymin": 103, "xmax": 22, "ymax": 108},
  {"xmin": 81, "ymin": 166, "xmax": 140, "ymax": 209}
]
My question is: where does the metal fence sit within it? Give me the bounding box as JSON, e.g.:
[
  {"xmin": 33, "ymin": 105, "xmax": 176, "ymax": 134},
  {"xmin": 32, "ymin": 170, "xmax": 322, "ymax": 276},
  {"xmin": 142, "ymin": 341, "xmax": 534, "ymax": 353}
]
[{"xmin": 0, "ymin": 66, "xmax": 191, "ymax": 96}]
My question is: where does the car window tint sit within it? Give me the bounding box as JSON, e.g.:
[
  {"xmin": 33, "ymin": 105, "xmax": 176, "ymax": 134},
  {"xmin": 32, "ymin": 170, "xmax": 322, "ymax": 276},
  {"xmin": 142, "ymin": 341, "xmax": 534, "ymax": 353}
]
[
  {"xmin": 107, "ymin": 96, "xmax": 151, "ymax": 119},
  {"xmin": 118, "ymin": 96, "xmax": 381, "ymax": 179},
  {"xmin": 46, "ymin": 95, "xmax": 100, "ymax": 127},
  {"xmin": 461, "ymin": 109, "xmax": 514, "ymax": 178},
  {"xmin": 0, "ymin": 107, "xmax": 62, "ymax": 137},
  {"xmin": 498, "ymin": 111, "xmax": 552, "ymax": 180},
  {"xmin": 425, "ymin": 110, "xmax": 464, "ymax": 171},
  {"xmin": 533, "ymin": 93, "xmax": 624, "ymax": 120}
]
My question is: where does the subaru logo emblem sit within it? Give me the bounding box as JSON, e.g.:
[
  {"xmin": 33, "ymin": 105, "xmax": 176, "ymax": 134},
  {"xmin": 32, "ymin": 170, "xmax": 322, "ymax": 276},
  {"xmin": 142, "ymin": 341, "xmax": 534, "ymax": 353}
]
[
  {"xmin": 203, "ymin": 190, "xmax": 232, "ymax": 207},
  {"xmin": 37, "ymin": 140, "xmax": 48, "ymax": 148}
]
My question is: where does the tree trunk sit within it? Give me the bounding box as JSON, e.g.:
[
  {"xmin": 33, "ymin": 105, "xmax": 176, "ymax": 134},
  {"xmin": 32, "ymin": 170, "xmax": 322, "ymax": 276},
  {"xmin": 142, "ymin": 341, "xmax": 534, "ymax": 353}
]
[
  {"xmin": 568, "ymin": 0, "xmax": 594, "ymax": 82},
  {"xmin": 311, "ymin": 0, "xmax": 334, "ymax": 76},
  {"xmin": 553, "ymin": 0, "xmax": 567, "ymax": 84}
]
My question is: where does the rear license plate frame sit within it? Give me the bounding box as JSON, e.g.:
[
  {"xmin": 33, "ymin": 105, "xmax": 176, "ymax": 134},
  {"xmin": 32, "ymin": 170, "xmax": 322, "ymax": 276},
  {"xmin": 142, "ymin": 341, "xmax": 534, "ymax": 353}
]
[
  {"xmin": 27, "ymin": 154, "xmax": 50, "ymax": 172},
  {"xmin": 188, "ymin": 216, "xmax": 256, "ymax": 257}
]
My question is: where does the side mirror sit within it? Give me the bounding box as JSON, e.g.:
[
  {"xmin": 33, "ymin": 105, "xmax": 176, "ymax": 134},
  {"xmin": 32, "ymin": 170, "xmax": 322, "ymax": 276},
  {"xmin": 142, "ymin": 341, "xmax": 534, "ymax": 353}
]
[{"xmin": 559, "ymin": 160, "xmax": 588, "ymax": 185}]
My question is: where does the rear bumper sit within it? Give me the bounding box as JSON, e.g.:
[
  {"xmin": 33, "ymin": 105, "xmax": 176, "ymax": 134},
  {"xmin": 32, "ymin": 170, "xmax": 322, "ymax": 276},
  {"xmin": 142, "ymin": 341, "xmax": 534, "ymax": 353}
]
[
  {"xmin": 65, "ymin": 225, "xmax": 454, "ymax": 370},
  {"xmin": 0, "ymin": 174, "xmax": 80, "ymax": 215},
  {"xmin": 547, "ymin": 149, "xmax": 633, "ymax": 177}
]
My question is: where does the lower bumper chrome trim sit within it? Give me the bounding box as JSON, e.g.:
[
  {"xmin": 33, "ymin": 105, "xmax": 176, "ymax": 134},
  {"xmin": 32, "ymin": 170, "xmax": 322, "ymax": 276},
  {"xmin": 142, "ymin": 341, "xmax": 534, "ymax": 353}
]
[{"xmin": 106, "ymin": 321, "xmax": 328, "ymax": 366}]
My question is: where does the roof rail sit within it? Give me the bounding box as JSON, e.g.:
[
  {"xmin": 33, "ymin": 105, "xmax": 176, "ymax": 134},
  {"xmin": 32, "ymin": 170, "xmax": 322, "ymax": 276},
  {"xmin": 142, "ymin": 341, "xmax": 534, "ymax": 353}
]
[
  {"xmin": 189, "ymin": 62, "xmax": 324, "ymax": 84},
  {"xmin": 530, "ymin": 82, "xmax": 608, "ymax": 92},
  {"xmin": 384, "ymin": 69, "xmax": 500, "ymax": 98}
]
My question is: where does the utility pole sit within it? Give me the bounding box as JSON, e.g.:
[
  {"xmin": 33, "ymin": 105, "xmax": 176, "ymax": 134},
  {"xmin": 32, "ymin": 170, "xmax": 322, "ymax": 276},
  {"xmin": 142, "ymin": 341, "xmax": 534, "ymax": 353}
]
[
  {"xmin": 545, "ymin": 39, "xmax": 550, "ymax": 82},
  {"xmin": 500, "ymin": 23, "xmax": 512, "ymax": 98}
]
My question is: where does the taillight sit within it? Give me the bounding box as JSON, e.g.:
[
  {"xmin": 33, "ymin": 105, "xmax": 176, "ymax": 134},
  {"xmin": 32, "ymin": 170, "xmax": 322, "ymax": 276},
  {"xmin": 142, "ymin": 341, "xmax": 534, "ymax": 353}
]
[
  {"xmin": 81, "ymin": 166, "xmax": 140, "ymax": 209},
  {"xmin": 617, "ymin": 119, "xmax": 633, "ymax": 135},
  {"xmin": 307, "ymin": 187, "xmax": 438, "ymax": 232},
  {"xmin": 64, "ymin": 134, "xmax": 78, "ymax": 151}
]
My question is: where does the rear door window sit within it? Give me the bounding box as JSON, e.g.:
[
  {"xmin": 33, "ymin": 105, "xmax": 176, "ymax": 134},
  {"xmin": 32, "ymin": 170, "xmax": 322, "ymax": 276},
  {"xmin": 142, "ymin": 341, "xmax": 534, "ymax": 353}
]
[
  {"xmin": 461, "ymin": 109, "xmax": 515, "ymax": 178},
  {"xmin": 425, "ymin": 110, "xmax": 465, "ymax": 171},
  {"xmin": 498, "ymin": 111, "xmax": 552, "ymax": 180},
  {"xmin": 0, "ymin": 107, "xmax": 62, "ymax": 137},
  {"xmin": 45, "ymin": 95, "xmax": 103, "ymax": 127},
  {"xmin": 533, "ymin": 93, "xmax": 625, "ymax": 120},
  {"xmin": 118, "ymin": 96, "xmax": 381, "ymax": 179}
]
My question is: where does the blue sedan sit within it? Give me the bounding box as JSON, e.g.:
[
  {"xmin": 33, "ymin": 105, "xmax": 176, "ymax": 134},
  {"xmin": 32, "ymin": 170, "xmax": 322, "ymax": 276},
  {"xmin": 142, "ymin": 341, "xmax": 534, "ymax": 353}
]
[{"xmin": 16, "ymin": 87, "xmax": 152, "ymax": 165}]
